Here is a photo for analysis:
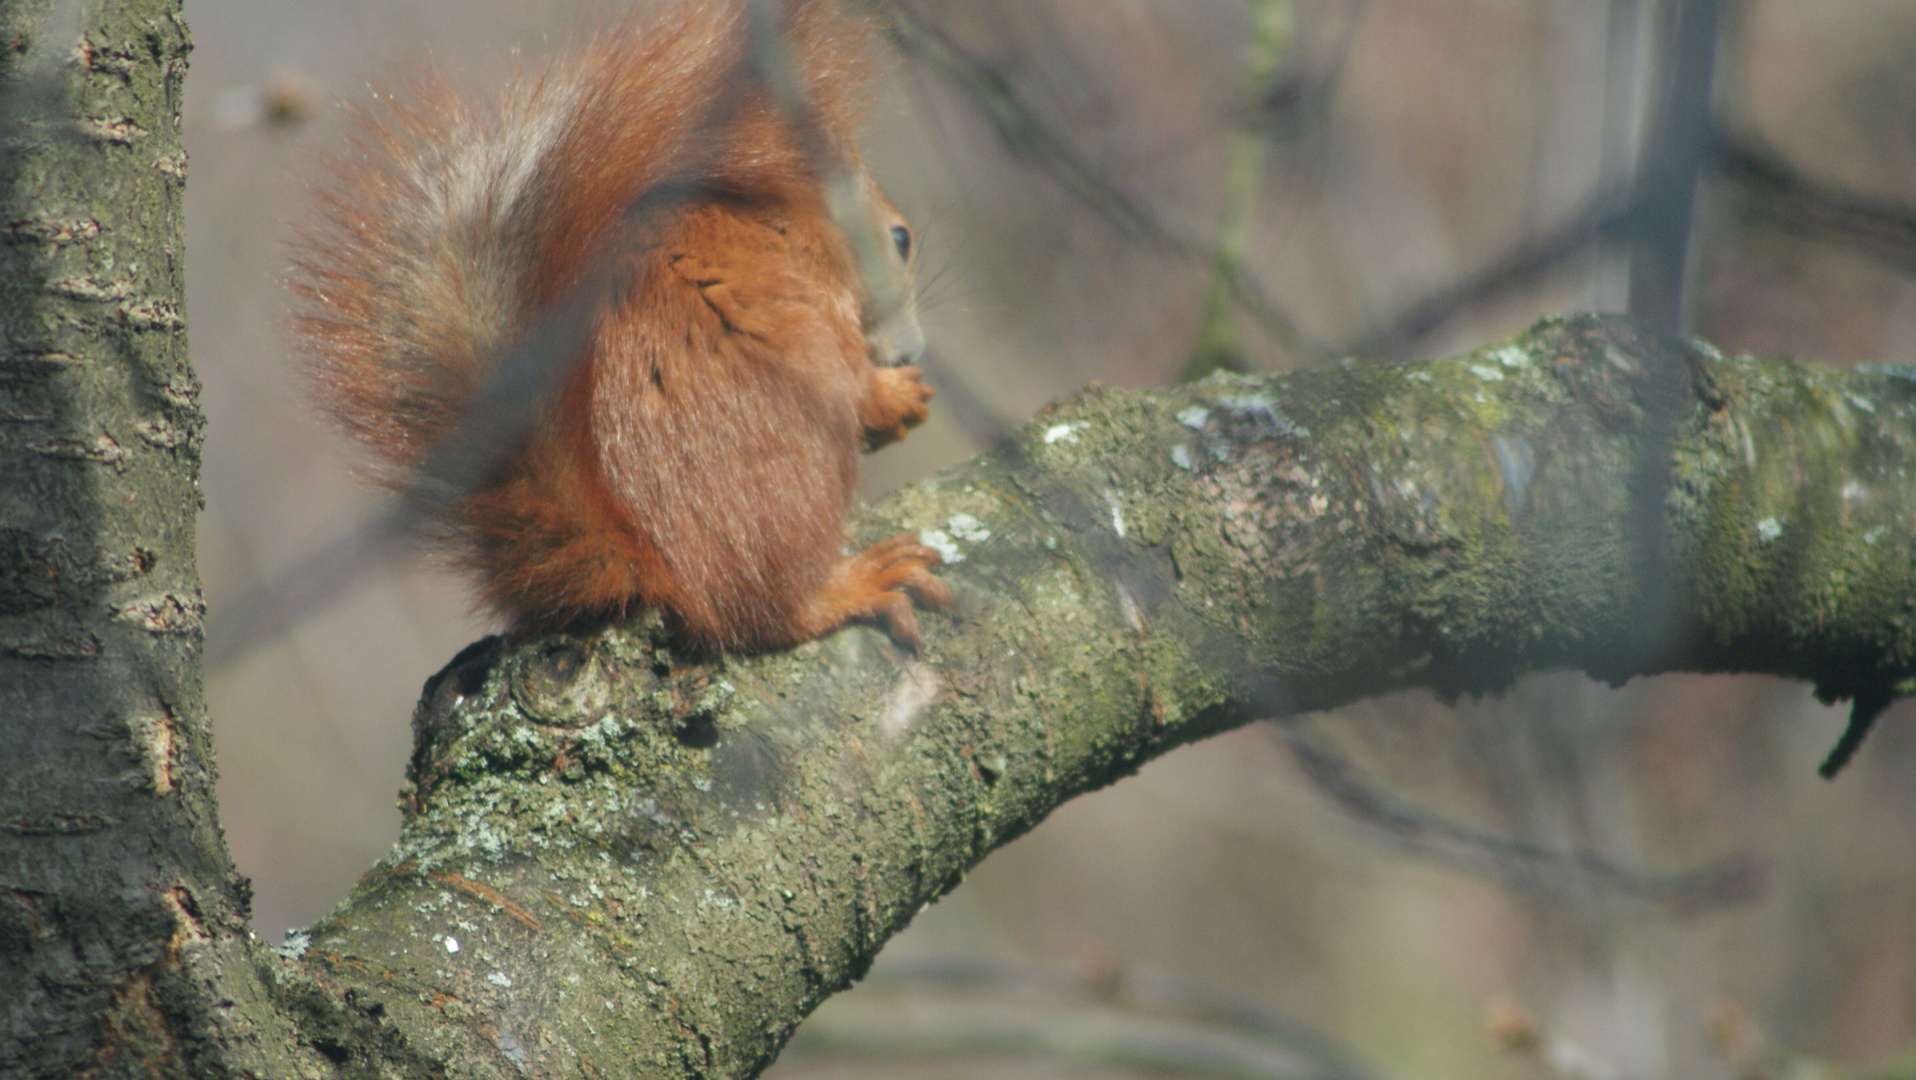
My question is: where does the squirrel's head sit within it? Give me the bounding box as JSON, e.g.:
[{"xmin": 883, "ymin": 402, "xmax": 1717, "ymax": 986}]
[{"xmin": 855, "ymin": 178, "xmax": 925, "ymax": 369}]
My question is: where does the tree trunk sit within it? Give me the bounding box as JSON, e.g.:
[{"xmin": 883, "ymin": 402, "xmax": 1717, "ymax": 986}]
[
  {"xmin": 6, "ymin": 3, "xmax": 1916, "ymax": 1078},
  {"xmin": 0, "ymin": 0, "xmax": 303, "ymax": 1077}
]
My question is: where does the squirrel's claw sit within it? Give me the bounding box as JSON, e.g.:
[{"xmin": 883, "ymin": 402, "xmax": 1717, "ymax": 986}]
[{"xmin": 806, "ymin": 533, "xmax": 952, "ymax": 651}]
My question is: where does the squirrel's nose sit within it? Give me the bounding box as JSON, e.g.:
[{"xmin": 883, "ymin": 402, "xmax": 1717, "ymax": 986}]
[
  {"xmin": 888, "ymin": 314, "xmax": 925, "ymax": 367},
  {"xmin": 870, "ymin": 308, "xmax": 925, "ymax": 368}
]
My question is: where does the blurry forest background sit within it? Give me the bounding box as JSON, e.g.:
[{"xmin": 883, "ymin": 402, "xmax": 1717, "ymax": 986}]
[{"xmin": 183, "ymin": 1, "xmax": 1916, "ymax": 1078}]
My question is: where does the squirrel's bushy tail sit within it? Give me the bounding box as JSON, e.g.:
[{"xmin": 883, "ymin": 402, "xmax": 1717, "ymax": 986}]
[{"xmin": 288, "ymin": 0, "xmax": 877, "ymax": 481}]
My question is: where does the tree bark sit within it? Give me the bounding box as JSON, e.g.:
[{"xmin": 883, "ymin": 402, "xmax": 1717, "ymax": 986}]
[{"xmin": 8, "ymin": 3, "xmax": 1916, "ymax": 1077}]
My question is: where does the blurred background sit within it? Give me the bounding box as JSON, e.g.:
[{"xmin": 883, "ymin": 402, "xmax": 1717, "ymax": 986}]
[{"xmin": 182, "ymin": 1, "xmax": 1916, "ymax": 1078}]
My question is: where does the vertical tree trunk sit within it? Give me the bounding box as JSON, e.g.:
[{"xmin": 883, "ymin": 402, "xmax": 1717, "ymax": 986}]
[{"xmin": 0, "ymin": 2, "xmax": 288, "ymax": 1075}]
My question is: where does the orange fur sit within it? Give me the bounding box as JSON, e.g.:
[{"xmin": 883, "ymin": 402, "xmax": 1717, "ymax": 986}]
[{"xmin": 290, "ymin": 0, "xmax": 948, "ymax": 652}]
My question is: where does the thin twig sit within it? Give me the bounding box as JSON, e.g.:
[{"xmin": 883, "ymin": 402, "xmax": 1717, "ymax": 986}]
[
  {"xmin": 1184, "ymin": 0, "xmax": 1299, "ymax": 381},
  {"xmin": 1342, "ymin": 184, "xmax": 1644, "ymax": 361},
  {"xmin": 1817, "ymin": 687, "xmax": 1895, "ymax": 780},
  {"xmin": 1716, "ymin": 126, "xmax": 1916, "ymax": 276}
]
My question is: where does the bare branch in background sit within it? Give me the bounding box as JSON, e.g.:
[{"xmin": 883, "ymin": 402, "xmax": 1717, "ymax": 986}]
[
  {"xmin": 205, "ymin": 511, "xmax": 406, "ymax": 668},
  {"xmin": 915, "ymin": 342, "xmax": 1017, "ymax": 447},
  {"xmin": 877, "ymin": 0, "xmax": 1336, "ymax": 363},
  {"xmin": 1342, "ymin": 183, "xmax": 1643, "ymax": 362},
  {"xmin": 1272, "ymin": 723, "xmax": 1766, "ymax": 916},
  {"xmin": 1343, "ymin": 126, "xmax": 1916, "ymax": 364},
  {"xmin": 1348, "ymin": 0, "xmax": 1734, "ymax": 360},
  {"xmin": 1718, "ymin": 126, "xmax": 1916, "ymax": 277},
  {"xmin": 889, "ymin": 0, "xmax": 1916, "ymax": 376},
  {"xmin": 785, "ymin": 957, "xmax": 1391, "ymax": 1080}
]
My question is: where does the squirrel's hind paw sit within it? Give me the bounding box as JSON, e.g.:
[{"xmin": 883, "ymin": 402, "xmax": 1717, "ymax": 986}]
[{"xmin": 806, "ymin": 533, "xmax": 953, "ymax": 651}]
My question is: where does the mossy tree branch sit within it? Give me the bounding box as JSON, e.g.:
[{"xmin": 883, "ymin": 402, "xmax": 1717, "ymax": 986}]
[{"xmin": 281, "ymin": 314, "xmax": 1916, "ymax": 1078}]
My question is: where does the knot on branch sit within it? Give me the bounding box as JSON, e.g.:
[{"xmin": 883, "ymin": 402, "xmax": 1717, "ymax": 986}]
[{"xmin": 399, "ymin": 618, "xmax": 752, "ymax": 817}]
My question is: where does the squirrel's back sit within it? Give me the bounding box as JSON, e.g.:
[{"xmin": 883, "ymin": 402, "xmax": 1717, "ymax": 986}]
[{"xmin": 291, "ymin": 0, "xmax": 948, "ymax": 651}]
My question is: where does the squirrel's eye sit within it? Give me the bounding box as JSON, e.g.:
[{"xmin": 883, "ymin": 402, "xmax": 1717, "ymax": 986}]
[{"xmin": 890, "ymin": 224, "xmax": 912, "ymax": 261}]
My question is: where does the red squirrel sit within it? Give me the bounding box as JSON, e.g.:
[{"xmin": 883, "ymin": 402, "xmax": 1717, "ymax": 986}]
[{"xmin": 289, "ymin": 0, "xmax": 951, "ymax": 652}]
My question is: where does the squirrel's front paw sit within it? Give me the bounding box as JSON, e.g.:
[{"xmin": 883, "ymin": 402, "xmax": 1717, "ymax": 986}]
[{"xmin": 862, "ymin": 365, "xmax": 935, "ymax": 449}]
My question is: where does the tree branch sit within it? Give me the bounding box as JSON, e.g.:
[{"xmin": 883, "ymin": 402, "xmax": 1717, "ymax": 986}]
[{"xmin": 285, "ymin": 314, "xmax": 1916, "ymax": 1078}]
